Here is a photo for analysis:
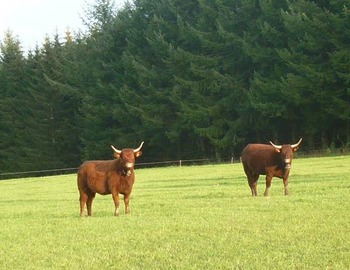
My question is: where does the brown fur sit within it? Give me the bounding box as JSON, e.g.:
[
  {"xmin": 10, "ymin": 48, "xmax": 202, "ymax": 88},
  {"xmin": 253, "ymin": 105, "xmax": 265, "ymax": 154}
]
[
  {"xmin": 241, "ymin": 141, "xmax": 301, "ymax": 196},
  {"xmin": 77, "ymin": 148, "xmax": 142, "ymax": 216}
]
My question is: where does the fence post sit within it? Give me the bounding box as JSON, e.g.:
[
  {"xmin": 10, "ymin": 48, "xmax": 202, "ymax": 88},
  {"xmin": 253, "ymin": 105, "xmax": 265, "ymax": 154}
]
[{"xmin": 179, "ymin": 160, "xmax": 182, "ymax": 167}]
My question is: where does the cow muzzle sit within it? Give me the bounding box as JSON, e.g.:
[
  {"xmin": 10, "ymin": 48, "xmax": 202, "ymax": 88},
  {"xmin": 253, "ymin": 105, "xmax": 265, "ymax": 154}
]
[
  {"xmin": 123, "ymin": 162, "xmax": 134, "ymax": 176},
  {"xmin": 284, "ymin": 159, "xmax": 291, "ymax": 170}
]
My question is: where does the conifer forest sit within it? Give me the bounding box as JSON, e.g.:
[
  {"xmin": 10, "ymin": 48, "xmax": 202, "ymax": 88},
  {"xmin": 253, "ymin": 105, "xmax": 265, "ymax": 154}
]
[{"xmin": 0, "ymin": 0, "xmax": 349, "ymax": 174}]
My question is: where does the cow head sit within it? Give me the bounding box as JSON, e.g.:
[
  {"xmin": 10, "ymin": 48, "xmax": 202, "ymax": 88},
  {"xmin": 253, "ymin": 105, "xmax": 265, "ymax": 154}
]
[
  {"xmin": 111, "ymin": 142, "xmax": 144, "ymax": 176},
  {"xmin": 269, "ymin": 138, "xmax": 302, "ymax": 170}
]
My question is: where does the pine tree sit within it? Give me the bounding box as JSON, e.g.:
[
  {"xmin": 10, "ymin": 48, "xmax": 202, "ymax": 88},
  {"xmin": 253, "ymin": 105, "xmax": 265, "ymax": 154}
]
[
  {"xmin": 327, "ymin": 3, "xmax": 350, "ymax": 148},
  {"xmin": 236, "ymin": 0, "xmax": 299, "ymax": 143},
  {"xmin": 79, "ymin": 0, "xmax": 130, "ymax": 160},
  {"xmin": 280, "ymin": 0, "xmax": 349, "ymax": 148},
  {"xmin": 168, "ymin": 0, "xmax": 248, "ymax": 159},
  {"xmin": 0, "ymin": 31, "xmax": 39, "ymax": 172}
]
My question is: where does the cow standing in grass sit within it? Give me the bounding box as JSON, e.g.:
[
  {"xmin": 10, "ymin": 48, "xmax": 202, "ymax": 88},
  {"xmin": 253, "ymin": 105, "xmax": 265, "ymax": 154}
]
[
  {"xmin": 241, "ymin": 139, "xmax": 302, "ymax": 196},
  {"xmin": 77, "ymin": 142, "xmax": 144, "ymax": 216}
]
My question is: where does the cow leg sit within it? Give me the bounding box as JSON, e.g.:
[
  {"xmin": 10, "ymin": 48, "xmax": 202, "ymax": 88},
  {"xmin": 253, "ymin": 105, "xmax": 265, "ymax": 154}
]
[
  {"xmin": 264, "ymin": 175, "xmax": 273, "ymax": 196},
  {"xmin": 124, "ymin": 194, "xmax": 131, "ymax": 214},
  {"xmin": 283, "ymin": 177, "xmax": 289, "ymax": 195},
  {"xmin": 79, "ymin": 192, "xmax": 88, "ymax": 217},
  {"xmin": 248, "ymin": 174, "xmax": 259, "ymax": 196},
  {"xmin": 112, "ymin": 192, "xmax": 120, "ymax": 216},
  {"xmin": 86, "ymin": 193, "xmax": 96, "ymax": 216}
]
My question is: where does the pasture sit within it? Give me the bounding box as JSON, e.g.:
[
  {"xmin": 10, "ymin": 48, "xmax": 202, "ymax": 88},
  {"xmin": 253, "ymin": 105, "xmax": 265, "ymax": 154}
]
[{"xmin": 0, "ymin": 156, "xmax": 349, "ymax": 269}]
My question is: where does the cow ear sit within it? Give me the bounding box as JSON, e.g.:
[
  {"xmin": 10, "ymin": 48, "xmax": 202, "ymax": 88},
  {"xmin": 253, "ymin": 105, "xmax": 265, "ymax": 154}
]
[
  {"xmin": 274, "ymin": 148, "xmax": 281, "ymax": 153},
  {"xmin": 135, "ymin": 151, "xmax": 142, "ymax": 158},
  {"xmin": 293, "ymin": 146, "xmax": 300, "ymax": 152},
  {"xmin": 113, "ymin": 152, "xmax": 121, "ymax": 159}
]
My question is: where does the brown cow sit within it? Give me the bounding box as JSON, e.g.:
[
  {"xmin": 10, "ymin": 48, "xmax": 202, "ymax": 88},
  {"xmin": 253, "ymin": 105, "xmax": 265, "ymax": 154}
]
[
  {"xmin": 241, "ymin": 138, "xmax": 302, "ymax": 196},
  {"xmin": 77, "ymin": 142, "xmax": 144, "ymax": 216}
]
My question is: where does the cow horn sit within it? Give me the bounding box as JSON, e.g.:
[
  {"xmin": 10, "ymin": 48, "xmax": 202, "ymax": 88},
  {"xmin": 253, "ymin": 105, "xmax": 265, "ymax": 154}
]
[
  {"xmin": 111, "ymin": 145, "xmax": 122, "ymax": 154},
  {"xmin": 133, "ymin": 141, "xmax": 144, "ymax": 153},
  {"xmin": 291, "ymin": 138, "xmax": 303, "ymax": 149},
  {"xmin": 269, "ymin": 141, "xmax": 282, "ymax": 150}
]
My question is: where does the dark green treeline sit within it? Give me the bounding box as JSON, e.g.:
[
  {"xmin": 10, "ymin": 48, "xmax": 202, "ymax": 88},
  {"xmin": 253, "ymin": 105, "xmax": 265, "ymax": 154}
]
[{"xmin": 0, "ymin": 0, "xmax": 349, "ymax": 173}]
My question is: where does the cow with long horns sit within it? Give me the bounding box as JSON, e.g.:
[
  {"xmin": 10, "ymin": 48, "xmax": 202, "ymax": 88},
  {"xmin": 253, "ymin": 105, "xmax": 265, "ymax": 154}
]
[
  {"xmin": 241, "ymin": 139, "xmax": 302, "ymax": 196},
  {"xmin": 77, "ymin": 142, "xmax": 144, "ymax": 216}
]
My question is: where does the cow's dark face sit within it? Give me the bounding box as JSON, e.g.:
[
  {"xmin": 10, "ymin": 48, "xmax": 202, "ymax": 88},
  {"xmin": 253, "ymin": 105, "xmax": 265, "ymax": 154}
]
[
  {"xmin": 278, "ymin": 145, "xmax": 295, "ymax": 170},
  {"xmin": 270, "ymin": 139, "xmax": 302, "ymax": 170},
  {"xmin": 111, "ymin": 142, "xmax": 144, "ymax": 176},
  {"xmin": 113, "ymin": 149, "xmax": 143, "ymax": 176}
]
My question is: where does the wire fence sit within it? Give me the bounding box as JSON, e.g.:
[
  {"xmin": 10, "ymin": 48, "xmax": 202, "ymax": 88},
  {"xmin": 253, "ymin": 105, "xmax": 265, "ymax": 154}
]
[
  {"xmin": 137, "ymin": 158, "xmax": 214, "ymax": 167},
  {"xmin": 0, "ymin": 158, "xmax": 239, "ymax": 180},
  {"xmin": 1, "ymin": 148, "xmax": 348, "ymax": 180}
]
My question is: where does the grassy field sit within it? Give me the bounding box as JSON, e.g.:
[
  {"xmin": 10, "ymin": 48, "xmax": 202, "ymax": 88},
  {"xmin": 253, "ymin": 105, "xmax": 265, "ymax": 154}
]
[{"xmin": 0, "ymin": 156, "xmax": 349, "ymax": 269}]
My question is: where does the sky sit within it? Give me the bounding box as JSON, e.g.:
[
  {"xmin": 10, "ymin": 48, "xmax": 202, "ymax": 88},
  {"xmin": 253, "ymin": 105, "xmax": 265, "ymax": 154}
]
[{"xmin": 0, "ymin": 0, "xmax": 127, "ymax": 52}]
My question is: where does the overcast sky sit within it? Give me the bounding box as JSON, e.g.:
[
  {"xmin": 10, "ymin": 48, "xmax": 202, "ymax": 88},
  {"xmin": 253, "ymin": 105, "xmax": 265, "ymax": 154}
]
[{"xmin": 0, "ymin": 0, "xmax": 127, "ymax": 52}]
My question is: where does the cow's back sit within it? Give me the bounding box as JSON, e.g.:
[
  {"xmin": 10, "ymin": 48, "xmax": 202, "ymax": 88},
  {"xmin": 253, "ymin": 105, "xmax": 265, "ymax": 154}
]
[{"xmin": 241, "ymin": 144, "xmax": 278, "ymax": 175}]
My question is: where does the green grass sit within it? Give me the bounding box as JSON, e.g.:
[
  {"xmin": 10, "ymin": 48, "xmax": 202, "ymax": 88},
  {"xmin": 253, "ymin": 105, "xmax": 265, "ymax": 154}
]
[{"xmin": 0, "ymin": 156, "xmax": 349, "ymax": 269}]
